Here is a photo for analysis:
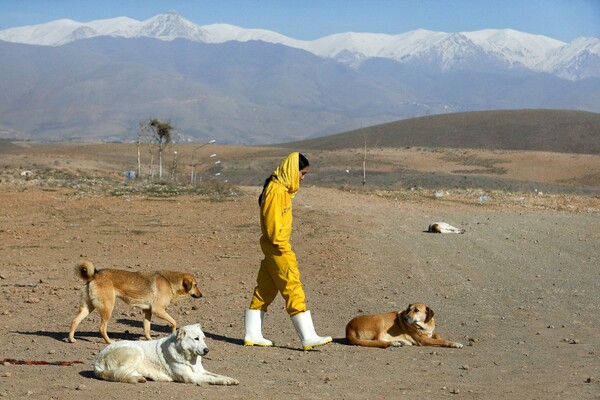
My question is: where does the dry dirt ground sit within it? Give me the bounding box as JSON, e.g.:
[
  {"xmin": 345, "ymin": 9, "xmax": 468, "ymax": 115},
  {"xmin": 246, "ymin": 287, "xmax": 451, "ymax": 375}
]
[
  {"xmin": 0, "ymin": 183, "xmax": 599, "ymax": 400},
  {"xmin": 0, "ymin": 143, "xmax": 599, "ymax": 399}
]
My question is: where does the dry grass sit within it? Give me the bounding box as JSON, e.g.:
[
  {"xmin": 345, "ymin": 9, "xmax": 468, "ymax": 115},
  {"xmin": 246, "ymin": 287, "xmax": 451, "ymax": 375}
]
[{"xmin": 1, "ymin": 140, "xmax": 599, "ymax": 199}]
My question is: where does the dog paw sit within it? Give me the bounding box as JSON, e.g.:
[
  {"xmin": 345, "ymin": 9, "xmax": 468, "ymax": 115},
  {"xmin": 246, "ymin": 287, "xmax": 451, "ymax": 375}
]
[
  {"xmin": 391, "ymin": 341, "xmax": 403, "ymax": 347},
  {"xmin": 67, "ymin": 337, "xmax": 76, "ymax": 343},
  {"xmin": 452, "ymin": 342, "xmax": 464, "ymax": 349},
  {"xmin": 211, "ymin": 378, "xmax": 239, "ymax": 386}
]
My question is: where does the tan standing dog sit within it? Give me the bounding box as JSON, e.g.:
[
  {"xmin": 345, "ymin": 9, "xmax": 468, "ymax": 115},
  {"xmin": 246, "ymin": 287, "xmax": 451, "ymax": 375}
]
[
  {"xmin": 68, "ymin": 260, "xmax": 202, "ymax": 344},
  {"xmin": 345, "ymin": 303, "xmax": 463, "ymax": 348}
]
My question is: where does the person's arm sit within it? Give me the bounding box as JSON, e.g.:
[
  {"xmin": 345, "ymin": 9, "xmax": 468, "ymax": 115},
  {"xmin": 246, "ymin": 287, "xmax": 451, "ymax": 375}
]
[{"xmin": 261, "ymin": 188, "xmax": 291, "ymax": 253}]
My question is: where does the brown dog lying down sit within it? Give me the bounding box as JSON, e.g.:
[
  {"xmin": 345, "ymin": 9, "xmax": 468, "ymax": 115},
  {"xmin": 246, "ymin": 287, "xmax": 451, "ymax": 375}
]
[
  {"xmin": 345, "ymin": 303, "xmax": 463, "ymax": 348},
  {"xmin": 68, "ymin": 260, "xmax": 202, "ymax": 344}
]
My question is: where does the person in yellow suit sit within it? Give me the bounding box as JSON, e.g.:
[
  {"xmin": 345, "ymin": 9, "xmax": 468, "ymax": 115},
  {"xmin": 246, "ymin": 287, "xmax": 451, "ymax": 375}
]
[{"xmin": 244, "ymin": 152, "xmax": 332, "ymax": 351}]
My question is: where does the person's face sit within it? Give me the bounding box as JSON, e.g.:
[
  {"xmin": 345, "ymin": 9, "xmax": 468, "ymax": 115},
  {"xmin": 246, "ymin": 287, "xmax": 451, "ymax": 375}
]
[{"xmin": 299, "ymin": 166, "xmax": 309, "ymax": 181}]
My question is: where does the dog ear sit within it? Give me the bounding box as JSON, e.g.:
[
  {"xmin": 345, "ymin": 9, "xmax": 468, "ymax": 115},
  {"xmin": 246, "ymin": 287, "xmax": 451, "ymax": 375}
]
[
  {"xmin": 182, "ymin": 276, "xmax": 193, "ymax": 292},
  {"xmin": 399, "ymin": 304, "xmax": 411, "ymax": 319},
  {"xmin": 425, "ymin": 307, "xmax": 434, "ymax": 323},
  {"xmin": 176, "ymin": 326, "xmax": 186, "ymax": 341}
]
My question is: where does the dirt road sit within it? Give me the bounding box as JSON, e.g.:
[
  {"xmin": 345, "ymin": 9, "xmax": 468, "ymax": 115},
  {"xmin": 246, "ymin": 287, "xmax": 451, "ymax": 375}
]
[{"xmin": 0, "ymin": 185, "xmax": 598, "ymax": 399}]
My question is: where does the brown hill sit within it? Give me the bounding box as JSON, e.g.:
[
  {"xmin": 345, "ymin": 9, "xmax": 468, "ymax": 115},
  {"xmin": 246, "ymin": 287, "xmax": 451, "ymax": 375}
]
[
  {"xmin": 286, "ymin": 109, "xmax": 600, "ymax": 155},
  {"xmin": 2, "ymin": 107, "xmax": 600, "ymax": 196}
]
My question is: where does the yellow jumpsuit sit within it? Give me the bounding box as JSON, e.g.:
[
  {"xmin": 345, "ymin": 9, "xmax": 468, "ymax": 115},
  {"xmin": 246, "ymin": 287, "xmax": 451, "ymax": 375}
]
[{"xmin": 249, "ymin": 152, "xmax": 307, "ymax": 316}]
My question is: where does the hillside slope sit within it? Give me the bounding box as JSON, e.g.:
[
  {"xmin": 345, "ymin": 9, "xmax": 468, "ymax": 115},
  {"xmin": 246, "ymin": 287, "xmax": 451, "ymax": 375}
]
[{"xmin": 286, "ymin": 109, "xmax": 600, "ymax": 154}]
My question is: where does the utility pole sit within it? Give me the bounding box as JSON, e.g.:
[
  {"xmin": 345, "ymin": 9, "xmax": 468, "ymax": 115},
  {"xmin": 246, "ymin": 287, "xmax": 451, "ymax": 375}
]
[{"xmin": 190, "ymin": 140, "xmax": 216, "ymax": 184}]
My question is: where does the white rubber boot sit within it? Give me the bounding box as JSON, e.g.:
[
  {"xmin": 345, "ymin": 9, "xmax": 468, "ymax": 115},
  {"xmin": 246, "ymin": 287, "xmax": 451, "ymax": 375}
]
[
  {"xmin": 291, "ymin": 310, "xmax": 332, "ymax": 351},
  {"xmin": 244, "ymin": 309, "xmax": 273, "ymax": 347}
]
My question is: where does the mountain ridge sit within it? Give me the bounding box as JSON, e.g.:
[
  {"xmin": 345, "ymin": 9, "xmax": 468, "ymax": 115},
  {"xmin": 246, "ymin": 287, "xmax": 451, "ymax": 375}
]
[
  {"xmin": 1, "ymin": 11, "xmax": 599, "ymax": 80},
  {"xmin": 1, "ymin": 13, "xmax": 599, "ymax": 144}
]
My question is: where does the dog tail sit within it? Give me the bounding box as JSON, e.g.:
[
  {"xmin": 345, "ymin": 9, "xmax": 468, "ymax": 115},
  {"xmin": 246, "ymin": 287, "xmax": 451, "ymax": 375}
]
[
  {"xmin": 346, "ymin": 334, "xmax": 392, "ymax": 348},
  {"xmin": 75, "ymin": 260, "xmax": 96, "ymax": 281},
  {"xmin": 345, "ymin": 331, "xmax": 392, "ymax": 349}
]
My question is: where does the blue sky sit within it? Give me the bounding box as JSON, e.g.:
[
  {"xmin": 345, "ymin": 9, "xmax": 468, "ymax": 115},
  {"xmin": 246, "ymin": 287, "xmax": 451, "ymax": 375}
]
[{"xmin": 1, "ymin": 0, "xmax": 599, "ymax": 42}]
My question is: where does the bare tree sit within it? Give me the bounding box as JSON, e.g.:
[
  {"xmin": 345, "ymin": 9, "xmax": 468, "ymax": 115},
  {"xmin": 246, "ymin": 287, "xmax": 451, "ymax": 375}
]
[
  {"xmin": 152, "ymin": 119, "xmax": 173, "ymax": 180},
  {"xmin": 140, "ymin": 118, "xmax": 174, "ymax": 180},
  {"xmin": 148, "ymin": 150, "xmax": 155, "ymax": 180}
]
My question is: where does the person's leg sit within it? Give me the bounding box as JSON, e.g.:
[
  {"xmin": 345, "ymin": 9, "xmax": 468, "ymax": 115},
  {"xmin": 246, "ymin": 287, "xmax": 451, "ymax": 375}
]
[
  {"xmin": 245, "ymin": 259, "xmax": 278, "ymax": 346},
  {"xmin": 268, "ymin": 251, "xmax": 331, "ymax": 350},
  {"xmin": 264, "ymin": 250, "xmax": 306, "ymax": 315},
  {"xmin": 249, "ymin": 258, "xmax": 279, "ymax": 311},
  {"xmin": 291, "ymin": 310, "xmax": 332, "ymax": 350}
]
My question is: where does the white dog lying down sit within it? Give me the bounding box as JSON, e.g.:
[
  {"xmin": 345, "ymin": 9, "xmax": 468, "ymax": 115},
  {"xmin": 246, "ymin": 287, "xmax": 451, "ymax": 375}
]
[
  {"xmin": 94, "ymin": 323, "xmax": 239, "ymax": 385},
  {"xmin": 428, "ymin": 222, "xmax": 465, "ymax": 234}
]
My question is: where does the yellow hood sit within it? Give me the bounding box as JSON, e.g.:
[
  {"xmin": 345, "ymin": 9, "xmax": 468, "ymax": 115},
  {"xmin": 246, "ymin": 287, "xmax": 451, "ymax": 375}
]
[{"xmin": 272, "ymin": 152, "xmax": 300, "ymax": 198}]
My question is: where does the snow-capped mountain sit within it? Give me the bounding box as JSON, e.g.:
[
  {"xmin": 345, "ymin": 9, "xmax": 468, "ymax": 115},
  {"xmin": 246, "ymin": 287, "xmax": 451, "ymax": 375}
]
[
  {"xmin": 0, "ymin": 11, "xmax": 599, "ymax": 144},
  {"xmin": 134, "ymin": 12, "xmax": 210, "ymax": 41},
  {"xmin": 1, "ymin": 11, "xmax": 598, "ymax": 80},
  {"xmin": 0, "ymin": 16, "xmax": 139, "ymax": 45},
  {"xmin": 463, "ymin": 29, "xmax": 565, "ymax": 69},
  {"xmin": 541, "ymin": 37, "xmax": 600, "ymax": 80}
]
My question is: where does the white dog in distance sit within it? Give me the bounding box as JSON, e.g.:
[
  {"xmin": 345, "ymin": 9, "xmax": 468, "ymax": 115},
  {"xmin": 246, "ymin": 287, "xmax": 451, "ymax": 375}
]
[
  {"xmin": 428, "ymin": 222, "xmax": 465, "ymax": 234},
  {"xmin": 94, "ymin": 323, "xmax": 239, "ymax": 386}
]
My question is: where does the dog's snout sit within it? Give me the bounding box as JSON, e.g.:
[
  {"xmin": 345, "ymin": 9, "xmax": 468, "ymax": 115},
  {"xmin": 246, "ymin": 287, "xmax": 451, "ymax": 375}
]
[
  {"xmin": 195, "ymin": 345, "xmax": 209, "ymax": 357},
  {"xmin": 192, "ymin": 292, "xmax": 203, "ymax": 298}
]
